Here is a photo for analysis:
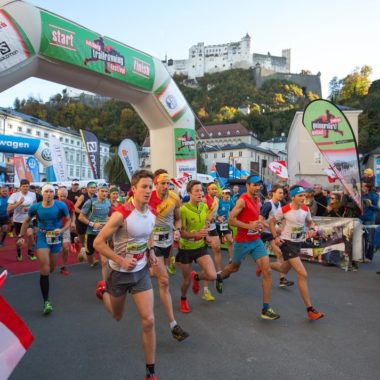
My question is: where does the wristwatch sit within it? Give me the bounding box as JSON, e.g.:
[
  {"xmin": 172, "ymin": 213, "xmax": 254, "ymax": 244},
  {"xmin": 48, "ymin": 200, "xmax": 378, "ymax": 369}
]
[{"xmin": 89, "ymin": 221, "xmax": 95, "ymax": 227}]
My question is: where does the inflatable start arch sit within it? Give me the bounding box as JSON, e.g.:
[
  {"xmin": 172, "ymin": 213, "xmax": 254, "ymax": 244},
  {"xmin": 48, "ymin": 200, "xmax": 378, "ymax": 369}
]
[{"xmin": 0, "ymin": 0, "xmax": 196, "ymax": 178}]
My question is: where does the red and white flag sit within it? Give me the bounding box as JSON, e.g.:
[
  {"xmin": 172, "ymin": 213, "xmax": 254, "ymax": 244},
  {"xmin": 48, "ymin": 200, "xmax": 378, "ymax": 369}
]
[
  {"xmin": 324, "ymin": 168, "xmax": 338, "ymax": 183},
  {"xmin": 269, "ymin": 160, "xmax": 288, "ymax": 180},
  {"xmin": 171, "ymin": 172, "xmax": 190, "ymax": 189},
  {"xmin": 0, "ymin": 271, "xmax": 34, "ymax": 379}
]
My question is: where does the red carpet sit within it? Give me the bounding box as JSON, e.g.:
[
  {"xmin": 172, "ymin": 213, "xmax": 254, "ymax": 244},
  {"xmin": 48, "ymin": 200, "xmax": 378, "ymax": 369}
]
[{"xmin": 0, "ymin": 236, "xmax": 84, "ymax": 276}]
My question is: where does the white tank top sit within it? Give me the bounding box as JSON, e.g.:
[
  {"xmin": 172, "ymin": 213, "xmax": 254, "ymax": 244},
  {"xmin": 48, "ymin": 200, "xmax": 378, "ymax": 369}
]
[{"xmin": 110, "ymin": 201, "xmax": 156, "ymax": 273}]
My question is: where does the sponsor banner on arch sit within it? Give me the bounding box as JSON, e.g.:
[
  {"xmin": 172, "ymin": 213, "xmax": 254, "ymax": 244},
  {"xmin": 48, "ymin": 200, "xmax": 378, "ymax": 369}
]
[
  {"xmin": 303, "ymin": 99, "xmax": 362, "ymax": 212},
  {"xmin": 174, "ymin": 128, "xmax": 196, "ymax": 161},
  {"xmin": 0, "ymin": 10, "xmax": 35, "ymax": 73},
  {"xmin": 155, "ymin": 78, "xmax": 188, "ymax": 122},
  {"xmin": 39, "ymin": 11, "xmax": 155, "ymax": 91}
]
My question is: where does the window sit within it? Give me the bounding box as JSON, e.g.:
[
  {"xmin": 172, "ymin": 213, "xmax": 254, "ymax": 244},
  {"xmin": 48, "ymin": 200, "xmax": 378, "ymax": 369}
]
[
  {"xmin": 36, "ymin": 131, "xmax": 41, "ymax": 137},
  {"xmin": 59, "ymin": 137, "xmax": 63, "ymax": 141},
  {"xmin": 69, "ymin": 166, "xmax": 74, "ymax": 176},
  {"xmin": 239, "ymin": 151, "xmax": 243, "ymax": 157},
  {"xmin": 229, "ymin": 152, "xmax": 233, "ymax": 157},
  {"xmin": 77, "ymin": 141, "xmax": 80, "ymax": 146},
  {"xmin": 27, "ymin": 128, "xmax": 32, "ymax": 134},
  {"xmin": 205, "ymin": 154, "xmax": 208, "ymax": 159},
  {"xmin": 82, "ymin": 168, "xmax": 86, "ymax": 178},
  {"xmin": 76, "ymin": 153, "xmax": 80, "ymax": 161},
  {"xmin": 313, "ymin": 152, "xmax": 322, "ymax": 164},
  {"xmin": 44, "ymin": 132, "xmax": 48, "ymax": 138},
  {"xmin": 76, "ymin": 167, "xmax": 80, "ymax": 177},
  {"xmin": 71, "ymin": 140, "xmax": 74, "ymax": 144},
  {"xmin": 7, "ymin": 123, "xmax": 12, "ymax": 129},
  {"xmin": 65, "ymin": 138, "xmax": 69, "ymax": 143},
  {"xmin": 18, "ymin": 126, "xmax": 22, "ymax": 132},
  {"xmin": 214, "ymin": 153, "xmax": 217, "ymax": 159},
  {"xmin": 87, "ymin": 169, "xmax": 91, "ymax": 177},
  {"xmin": 222, "ymin": 153, "xmax": 225, "ymax": 158}
]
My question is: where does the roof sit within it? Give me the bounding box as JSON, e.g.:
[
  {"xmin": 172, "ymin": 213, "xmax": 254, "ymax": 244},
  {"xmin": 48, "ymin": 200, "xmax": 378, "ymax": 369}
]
[
  {"xmin": 266, "ymin": 135, "xmax": 287, "ymax": 143},
  {"xmin": 198, "ymin": 142, "xmax": 278, "ymax": 157},
  {"xmin": 0, "ymin": 107, "xmax": 81, "ymax": 137},
  {"xmin": 196, "ymin": 123, "xmax": 256, "ymax": 139}
]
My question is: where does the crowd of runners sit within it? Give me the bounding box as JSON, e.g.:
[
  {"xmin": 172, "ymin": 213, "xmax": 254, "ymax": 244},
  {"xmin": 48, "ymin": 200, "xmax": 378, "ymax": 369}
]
[{"xmin": 1, "ymin": 171, "xmax": 329, "ymax": 380}]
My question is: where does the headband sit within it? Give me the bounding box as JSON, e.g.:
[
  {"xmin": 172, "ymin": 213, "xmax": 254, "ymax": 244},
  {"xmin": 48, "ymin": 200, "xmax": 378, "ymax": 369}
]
[
  {"xmin": 42, "ymin": 184, "xmax": 55, "ymax": 193},
  {"xmin": 290, "ymin": 186, "xmax": 305, "ymax": 197},
  {"xmin": 154, "ymin": 173, "xmax": 170, "ymax": 185},
  {"xmin": 87, "ymin": 181, "xmax": 97, "ymax": 188}
]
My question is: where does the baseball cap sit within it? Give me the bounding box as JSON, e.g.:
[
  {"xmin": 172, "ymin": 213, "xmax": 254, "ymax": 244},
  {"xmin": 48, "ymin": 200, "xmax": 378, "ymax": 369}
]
[
  {"xmin": 72, "ymin": 180, "xmax": 79, "ymax": 185},
  {"xmin": 246, "ymin": 175, "xmax": 262, "ymax": 184}
]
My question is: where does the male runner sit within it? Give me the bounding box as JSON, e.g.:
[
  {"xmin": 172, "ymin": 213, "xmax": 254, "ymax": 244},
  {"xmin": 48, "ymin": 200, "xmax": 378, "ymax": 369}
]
[
  {"xmin": 17, "ymin": 184, "xmax": 70, "ymax": 314},
  {"xmin": 260, "ymin": 184, "xmax": 294, "ymax": 288},
  {"xmin": 74, "ymin": 181, "xmax": 98, "ymax": 261},
  {"xmin": 177, "ymin": 180, "xmax": 222, "ymax": 313},
  {"xmin": 57, "ymin": 187, "xmax": 76, "ymax": 276},
  {"xmin": 7, "ymin": 179, "xmax": 37, "ymax": 261},
  {"xmin": 78, "ymin": 184, "xmax": 111, "ymax": 281},
  {"xmin": 0, "ymin": 186, "xmax": 9, "ymax": 246},
  {"xmin": 217, "ymin": 188, "xmax": 234, "ymax": 263},
  {"xmin": 149, "ymin": 169, "xmax": 189, "ymax": 341},
  {"xmin": 267, "ymin": 185, "xmax": 324, "ymax": 321},
  {"xmin": 109, "ymin": 187, "xmax": 122, "ymax": 214},
  {"xmin": 202, "ymin": 182, "xmax": 221, "ymax": 301},
  {"xmin": 93, "ymin": 170, "xmax": 158, "ymax": 380},
  {"xmin": 219, "ymin": 175, "xmax": 280, "ymax": 320}
]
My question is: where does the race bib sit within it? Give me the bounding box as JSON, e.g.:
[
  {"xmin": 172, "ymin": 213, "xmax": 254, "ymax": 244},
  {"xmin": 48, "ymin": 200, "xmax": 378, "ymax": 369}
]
[
  {"xmin": 247, "ymin": 229, "xmax": 259, "ymax": 236},
  {"xmin": 220, "ymin": 222, "xmax": 229, "ymax": 232},
  {"xmin": 46, "ymin": 231, "xmax": 60, "ymax": 245},
  {"xmin": 125, "ymin": 242, "xmax": 147, "ymax": 261},
  {"xmin": 208, "ymin": 222, "xmax": 216, "ymax": 231},
  {"xmin": 291, "ymin": 227, "xmax": 306, "ymax": 240},
  {"xmin": 153, "ymin": 226, "xmax": 170, "ymax": 242},
  {"xmin": 93, "ymin": 219, "xmax": 107, "ymax": 233},
  {"xmin": 21, "ymin": 205, "xmax": 30, "ymax": 214}
]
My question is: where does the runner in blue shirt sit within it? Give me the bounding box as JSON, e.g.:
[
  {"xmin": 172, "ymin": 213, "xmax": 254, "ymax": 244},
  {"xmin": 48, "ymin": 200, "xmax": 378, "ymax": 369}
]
[
  {"xmin": 17, "ymin": 184, "xmax": 70, "ymax": 315},
  {"xmin": 217, "ymin": 189, "xmax": 234, "ymax": 263}
]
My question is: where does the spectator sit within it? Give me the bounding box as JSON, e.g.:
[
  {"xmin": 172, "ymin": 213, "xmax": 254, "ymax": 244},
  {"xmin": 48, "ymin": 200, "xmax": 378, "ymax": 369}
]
[
  {"xmin": 324, "ymin": 193, "xmax": 344, "ymax": 217},
  {"xmin": 304, "ymin": 188, "xmax": 317, "ymax": 216},
  {"xmin": 313, "ymin": 184, "xmax": 327, "ymax": 216}
]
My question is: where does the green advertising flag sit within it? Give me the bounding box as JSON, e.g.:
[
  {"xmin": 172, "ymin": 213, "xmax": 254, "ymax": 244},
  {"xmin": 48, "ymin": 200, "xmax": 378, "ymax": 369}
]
[
  {"xmin": 303, "ymin": 99, "xmax": 362, "ymax": 212},
  {"xmin": 174, "ymin": 128, "xmax": 196, "ymax": 161},
  {"xmin": 39, "ymin": 11, "xmax": 154, "ymax": 91}
]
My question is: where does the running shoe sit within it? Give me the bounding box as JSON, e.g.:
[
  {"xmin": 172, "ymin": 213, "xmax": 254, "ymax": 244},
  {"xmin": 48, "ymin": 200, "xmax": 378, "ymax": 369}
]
[
  {"xmin": 191, "ymin": 271, "xmax": 200, "ymax": 295},
  {"xmin": 28, "ymin": 254, "xmax": 37, "ymax": 261},
  {"xmin": 166, "ymin": 256, "xmax": 176, "ymax": 276},
  {"xmin": 144, "ymin": 375, "xmax": 157, "ymax": 380},
  {"xmin": 16, "ymin": 254, "xmax": 23, "ymax": 262},
  {"xmin": 279, "ymin": 278, "xmax": 294, "ymax": 288},
  {"xmin": 60, "ymin": 267, "xmax": 70, "ymax": 276},
  {"xmin": 43, "ymin": 300, "xmax": 53, "ymax": 315},
  {"xmin": 96, "ymin": 280, "xmax": 106, "ymax": 300},
  {"xmin": 90, "ymin": 260, "xmax": 99, "ymax": 268},
  {"xmin": 180, "ymin": 299, "xmax": 191, "ymax": 313},
  {"xmin": 77, "ymin": 247, "xmax": 85, "ymax": 262},
  {"xmin": 261, "ymin": 307, "xmax": 280, "ymax": 320},
  {"xmin": 202, "ymin": 289, "xmax": 215, "ymax": 301},
  {"xmin": 307, "ymin": 308, "xmax": 324, "ymax": 321},
  {"xmin": 215, "ymin": 275, "xmax": 223, "ymax": 294},
  {"xmin": 171, "ymin": 324, "xmax": 190, "ymax": 342},
  {"xmin": 8, "ymin": 232, "xmax": 14, "ymax": 238},
  {"xmin": 256, "ymin": 265, "xmax": 262, "ymax": 277}
]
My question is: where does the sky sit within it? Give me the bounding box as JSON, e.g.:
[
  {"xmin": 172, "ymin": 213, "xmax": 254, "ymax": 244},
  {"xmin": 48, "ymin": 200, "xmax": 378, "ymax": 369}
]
[{"xmin": 0, "ymin": 0, "xmax": 379, "ymax": 107}]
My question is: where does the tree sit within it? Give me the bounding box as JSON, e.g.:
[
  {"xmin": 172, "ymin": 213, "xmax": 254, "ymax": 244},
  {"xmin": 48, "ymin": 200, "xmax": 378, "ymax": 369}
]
[
  {"xmin": 338, "ymin": 65, "xmax": 372, "ymax": 102},
  {"xmin": 104, "ymin": 151, "xmax": 130, "ymax": 185},
  {"xmin": 328, "ymin": 76, "xmax": 341, "ymax": 102}
]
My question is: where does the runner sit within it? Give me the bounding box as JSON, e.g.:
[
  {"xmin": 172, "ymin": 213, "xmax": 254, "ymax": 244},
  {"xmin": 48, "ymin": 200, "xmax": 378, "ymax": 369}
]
[
  {"xmin": 0, "ymin": 186, "xmax": 9, "ymax": 247},
  {"xmin": 7, "ymin": 179, "xmax": 37, "ymax": 262},
  {"xmin": 219, "ymin": 175, "xmax": 280, "ymax": 320},
  {"xmin": 201, "ymin": 182, "xmax": 221, "ymax": 301},
  {"xmin": 78, "ymin": 184, "xmax": 111, "ymax": 282},
  {"xmin": 149, "ymin": 169, "xmax": 189, "ymax": 341},
  {"xmin": 260, "ymin": 184, "xmax": 294, "ymax": 288},
  {"xmin": 57, "ymin": 187, "xmax": 76, "ymax": 276},
  {"xmin": 93, "ymin": 169, "xmax": 158, "ymax": 380},
  {"xmin": 74, "ymin": 181, "xmax": 97, "ymax": 261},
  {"xmin": 216, "ymin": 188, "xmax": 234, "ymax": 264},
  {"xmin": 177, "ymin": 180, "xmax": 222, "ymax": 313},
  {"xmin": 109, "ymin": 187, "xmax": 122, "ymax": 214},
  {"xmin": 17, "ymin": 184, "xmax": 70, "ymax": 315},
  {"xmin": 267, "ymin": 185, "xmax": 324, "ymax": 321}
]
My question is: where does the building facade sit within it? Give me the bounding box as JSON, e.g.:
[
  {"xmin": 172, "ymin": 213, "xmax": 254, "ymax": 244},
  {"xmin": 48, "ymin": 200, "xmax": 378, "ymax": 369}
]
[
  {"xmin": 165, "ymin": 34, "xmax": 290, "ymax": 79},
  {"xmin": 0, "ymin": 108, "xmax": 110, "ymax": 183}
]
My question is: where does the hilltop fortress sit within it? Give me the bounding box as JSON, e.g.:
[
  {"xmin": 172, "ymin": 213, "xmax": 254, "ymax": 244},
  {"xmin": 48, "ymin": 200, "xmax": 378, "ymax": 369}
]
[{"xmin": 164, "ymin": 34, "xmax": 321, "ymax": 96}]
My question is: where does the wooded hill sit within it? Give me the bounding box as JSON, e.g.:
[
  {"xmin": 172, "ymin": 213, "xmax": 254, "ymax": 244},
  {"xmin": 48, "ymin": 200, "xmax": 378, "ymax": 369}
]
[{"xmin": 12, "ymin": 65, "xmax": 379, "ymax": 154}]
